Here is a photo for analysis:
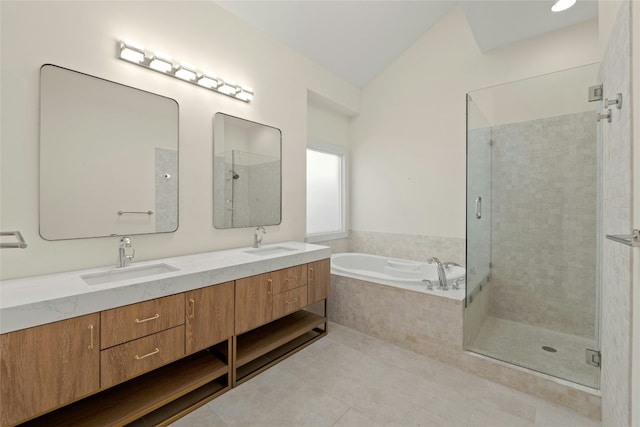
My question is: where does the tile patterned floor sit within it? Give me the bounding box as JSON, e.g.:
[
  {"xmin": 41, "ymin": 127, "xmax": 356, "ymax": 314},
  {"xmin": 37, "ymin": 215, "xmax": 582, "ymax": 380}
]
[
  {"xmin": 468, "ymin": 316, "xmax": 599, "ymax": 388},
  {"xmin": 170, "ymin": 323, "xmax": 601, "ymax": 427}
]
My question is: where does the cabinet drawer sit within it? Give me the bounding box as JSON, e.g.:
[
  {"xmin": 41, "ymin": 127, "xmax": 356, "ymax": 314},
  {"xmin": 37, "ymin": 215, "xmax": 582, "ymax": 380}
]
[
  {"xmin": 272, "ymin": 264, "xmax": 308, "ymax": 294},
  {"xmin": 100, "ymin": 325, "xmax": 185, "ymax": 388},
  {"xmin": 101, "ymin": 294, "xmax": 184, "ymax": 349},
  {"xmin": 273, "ymin": 285, "xmax": 308, "ymax": 319}
]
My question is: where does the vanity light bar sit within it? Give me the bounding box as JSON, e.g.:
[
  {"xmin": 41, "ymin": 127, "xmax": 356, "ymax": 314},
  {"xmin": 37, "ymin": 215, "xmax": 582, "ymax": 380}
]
[{"xmin": 117, "ymin": 41, "xmax": 254, "ymax": 103}]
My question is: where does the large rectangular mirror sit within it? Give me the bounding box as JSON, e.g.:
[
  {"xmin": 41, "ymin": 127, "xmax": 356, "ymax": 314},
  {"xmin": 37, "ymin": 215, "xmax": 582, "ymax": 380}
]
[
  {"xmin": 40, "ymin": 65, "xmax": 179, "ymax": 240},
  {"xmin": 213, "ymin": 113, "xmax": 281, "ymax": 229}
]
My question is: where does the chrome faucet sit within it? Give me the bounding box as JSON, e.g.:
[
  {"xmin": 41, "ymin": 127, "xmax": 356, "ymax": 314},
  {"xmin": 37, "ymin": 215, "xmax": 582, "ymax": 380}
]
[
  {"xmin": 253, "ymin": 226, "xmax": 266, "ymax": 248},
  {"xmin": 427, "ymin": 257, "xmax": 462, "ymax": 290},
  {"xmin": 117, "ymin": 236, "xmax": 135, "ymax": 268}
]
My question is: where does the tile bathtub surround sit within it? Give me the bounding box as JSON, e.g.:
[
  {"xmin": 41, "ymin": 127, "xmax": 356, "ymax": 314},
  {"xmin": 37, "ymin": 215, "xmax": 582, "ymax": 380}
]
[
  {"xmin": 329, "ymin": 274, "xmax": 601, "ymax": 419},
  {"xmin": 171, "ymin": 323, "xmax": 601, "ymax": 427},
  {"xmin": 463, "ymin": 278, "xmax": 490, "ymax": 348},
  {"xmin": 489, "ymin": 111, "xmax": 598, "ymax": 339},
  {"xmin": 347, "ymin": 230, "xmax": 465, "ymax": 266},
  {"xmin": 329, "ymin": 275, "xmax": 464, "ymax": 352}
]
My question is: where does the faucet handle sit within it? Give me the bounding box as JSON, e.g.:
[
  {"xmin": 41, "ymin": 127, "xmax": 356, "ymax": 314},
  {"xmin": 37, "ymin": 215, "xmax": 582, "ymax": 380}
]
[
  {"xmin": 126, "ymin": 248, "xmax": 136, "ymax": 262},
  {"xmin": 422, "ymin": 279, "xmax": 434, "ymax": 290},
  {"xmin": 453, "ymin": 277, "xmax": 465, "ymax": 290}
]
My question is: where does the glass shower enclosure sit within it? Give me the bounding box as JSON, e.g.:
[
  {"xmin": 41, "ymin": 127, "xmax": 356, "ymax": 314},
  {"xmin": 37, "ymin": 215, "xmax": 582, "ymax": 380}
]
[{"xmin": 464, "ymin": 63, "xmax": 601, "ymax": 389}]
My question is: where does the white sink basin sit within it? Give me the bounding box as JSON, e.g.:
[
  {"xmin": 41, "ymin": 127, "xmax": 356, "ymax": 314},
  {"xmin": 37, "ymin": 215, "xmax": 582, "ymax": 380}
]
[
  {"xmin": 81, "ymin": 263, "xmax": 179, "ymax": 286},
  {"xmin": 244, "ymin": 245, "xmax": 297, "ymax": 256}
]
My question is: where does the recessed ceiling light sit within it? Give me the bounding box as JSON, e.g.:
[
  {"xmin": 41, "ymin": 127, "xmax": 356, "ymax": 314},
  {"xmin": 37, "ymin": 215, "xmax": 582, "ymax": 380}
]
[{"xmin": 552, "ymin": 0, "xmax": 576, "ymax": 12}]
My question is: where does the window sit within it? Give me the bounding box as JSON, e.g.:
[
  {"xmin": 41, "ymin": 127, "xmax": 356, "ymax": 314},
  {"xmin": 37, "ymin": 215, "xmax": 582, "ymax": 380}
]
[{"xmin": 306, "ymin": 144, "xmax": 347, "ymax": 242}]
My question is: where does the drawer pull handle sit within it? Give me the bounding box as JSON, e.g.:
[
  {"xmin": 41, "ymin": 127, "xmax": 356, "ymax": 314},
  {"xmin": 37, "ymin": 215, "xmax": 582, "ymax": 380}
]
[
  {"xmin": 309, "ymin": 268, "xmax": 314, "ymax": 283},
  {"xmin": 267, "ymin": 278, "xmax": 272, "ymax": 295},
  {"xmin": 135, "ymin": 313, "xmax": 160, "ymax": 323},
  {"xmin": 188, "ymin": 298, "xmax": 195, "ymax": 319},
  {"xmin": 135, "ymin": 348, "xmax": 160, "ymax": 360},
  {"xmin": 284, "ymin": 276, "xmax": 298, "ymax": 282},
  {"xmin": 285, "ymin": 298, "xmax": 299, "ymax": 304},
  {"xmin": 88, "ymin": 324, "xmax": 94, "ymax": 350}
]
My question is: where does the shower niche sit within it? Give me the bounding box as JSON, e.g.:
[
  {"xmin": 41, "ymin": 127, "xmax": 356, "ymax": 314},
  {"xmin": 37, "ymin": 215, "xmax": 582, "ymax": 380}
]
[{"xmin": 464, "ymin": 63, "xmax": 601, "ymax": 389}]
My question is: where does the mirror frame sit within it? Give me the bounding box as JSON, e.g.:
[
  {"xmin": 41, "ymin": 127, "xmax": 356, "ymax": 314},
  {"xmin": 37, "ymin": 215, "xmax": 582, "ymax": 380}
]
[
  {"xmin": 39, "ymin": 64, "xmax": 180, "ymax": 240},
  {"xmin": 213, "ymin": 112, "xmax": 282, "ymax": 229}
]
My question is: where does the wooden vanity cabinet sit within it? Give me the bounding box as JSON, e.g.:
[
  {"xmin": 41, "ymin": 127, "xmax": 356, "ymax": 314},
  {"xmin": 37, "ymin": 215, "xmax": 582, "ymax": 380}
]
[
  {"xmin": 235, "ymin": 265, "xmax": 311, "ymax": 334},
  {"xmin": 308, "ymin": 259, "xmax": 330, "ymax": 305},
  {"xmin": 185, "ymin": 281, "xmax": 234, "ymax": 354},
  {"xmin": 0, "ymin": 313, "xmax": 100, "ymax": 426},
  {"xmin": 232, "ymin": 261, "xmax": 328, "ymax": 386},
  {"xmin": 2, "ymin": 257, "xmax": 330, "ymax": 426}
]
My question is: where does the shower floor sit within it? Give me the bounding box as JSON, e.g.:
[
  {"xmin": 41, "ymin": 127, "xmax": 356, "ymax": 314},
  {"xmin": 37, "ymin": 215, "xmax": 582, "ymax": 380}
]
[{"xmin": 468, "ymin": 316, "xmax": 599, "ymax": 389}]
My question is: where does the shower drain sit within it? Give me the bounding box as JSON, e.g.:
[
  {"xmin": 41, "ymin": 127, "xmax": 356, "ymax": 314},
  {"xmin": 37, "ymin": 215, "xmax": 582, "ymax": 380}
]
[{"xmin": 542, "ymin": 346, "xmax": 557, "ymax": 353}]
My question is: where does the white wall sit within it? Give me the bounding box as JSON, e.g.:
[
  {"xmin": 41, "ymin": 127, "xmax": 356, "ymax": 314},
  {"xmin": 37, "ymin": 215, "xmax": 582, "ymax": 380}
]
[
  {"xmin": 350, "ymin": 6, "xmax": 599, "ymax": 239},
  {"xmin": 471, "ymin": 63, "xmax": 599, "ymax": 127},
  {"xmin": 307, "ymin": 97, "xmax": 352, "ymax": 150},
  {"xmin": 0, "ymin": 1, "xmax": 358, "ymax": 279}
]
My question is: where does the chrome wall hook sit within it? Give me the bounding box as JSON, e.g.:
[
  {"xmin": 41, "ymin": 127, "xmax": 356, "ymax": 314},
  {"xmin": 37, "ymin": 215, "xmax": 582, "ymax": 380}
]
[
  {"xmin": 0, "ymin": 231, "xmax": 27, "ymax": 249},
  {"xmin": 604, "ymin": 93, "xmax": 622, "ymax": 109},
  {"xmin": 597, "ymin": 109, "xmax": 611, "ymax": 123}
]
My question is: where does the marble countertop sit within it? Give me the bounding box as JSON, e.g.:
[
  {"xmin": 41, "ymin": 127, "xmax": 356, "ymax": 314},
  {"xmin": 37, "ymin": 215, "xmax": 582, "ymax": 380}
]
[{"xmin": 0, "ymin": 241, "xmax": 330, "ymax": 334}]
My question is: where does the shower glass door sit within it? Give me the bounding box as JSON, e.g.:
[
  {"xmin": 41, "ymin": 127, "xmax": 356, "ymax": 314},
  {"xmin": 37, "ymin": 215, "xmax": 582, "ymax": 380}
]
[{"xmin": 464, "ymin": 63, "xmax": 601, "ymax": 389}]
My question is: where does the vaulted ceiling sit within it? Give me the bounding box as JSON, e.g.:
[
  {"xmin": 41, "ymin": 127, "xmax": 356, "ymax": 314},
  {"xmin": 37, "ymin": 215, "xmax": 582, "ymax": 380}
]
[{"xmin": 215, "ymin": 0, "xmax": 599, "ymax": 88}]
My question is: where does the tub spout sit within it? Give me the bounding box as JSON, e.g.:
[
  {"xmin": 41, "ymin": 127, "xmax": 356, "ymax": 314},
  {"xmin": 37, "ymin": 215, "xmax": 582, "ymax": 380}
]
[{"xmin": 427, "ymin": 257, "xmax": 448, "ymax": 290}]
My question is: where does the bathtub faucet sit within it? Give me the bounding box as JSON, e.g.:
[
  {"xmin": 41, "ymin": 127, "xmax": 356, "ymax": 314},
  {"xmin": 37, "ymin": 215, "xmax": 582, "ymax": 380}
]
[{"xmin": 427, "ymin": 257, "xmax": 462, "ymax": 290}]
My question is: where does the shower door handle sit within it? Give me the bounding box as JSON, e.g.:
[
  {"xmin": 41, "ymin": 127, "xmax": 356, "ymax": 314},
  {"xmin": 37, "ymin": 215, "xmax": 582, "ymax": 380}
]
[{"xmin": 475, "ymin": 197, "xmax": 482, "ymax": 219}]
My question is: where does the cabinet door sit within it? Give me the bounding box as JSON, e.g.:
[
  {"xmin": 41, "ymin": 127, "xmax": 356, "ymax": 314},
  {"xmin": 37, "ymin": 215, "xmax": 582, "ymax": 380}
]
[
  {"xmin": 0, "ymin": 314, "xmax": 100, "ymax": 426},
  {"xmin": 308, "ymin": 259, "xmax": 330, "ymax": 305},
  {"xmin": 186, "ymin": 281, "xmax": 234, "ymax": 354},
  {"xmin": 235, "ymin": 274, "xmax": 273, "ymax": 334}
]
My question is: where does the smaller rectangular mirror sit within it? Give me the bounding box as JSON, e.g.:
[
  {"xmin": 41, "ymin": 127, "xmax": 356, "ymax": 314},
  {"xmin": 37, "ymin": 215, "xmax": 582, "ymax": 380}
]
[{"xmin": 213, "ymin": 113, "xmax": 282, "ymax": 229}]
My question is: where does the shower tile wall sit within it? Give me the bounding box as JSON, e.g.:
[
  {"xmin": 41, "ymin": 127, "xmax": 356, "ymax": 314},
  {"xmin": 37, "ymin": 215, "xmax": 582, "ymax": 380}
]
[
  {"xmin": 600, "ymin": 1, "xmax": 632, "ymax": 425},
  {"xmin": 212, "ymin": 156, "xmax": 228, "ymax": 227},
  {"xmin": 212, "ymin": 157, "xmax": 280, "ymax": 227},
  {"xmin": 154, "ymin": 148, "xmax": 178, "ymax": 232},
  {"xmin": 248, "ymin": 160, "xmax": 280, "ymax": 225},
  {"xmin": 490, "ymin": 111, "xmax": 598, "ymax": 338}
]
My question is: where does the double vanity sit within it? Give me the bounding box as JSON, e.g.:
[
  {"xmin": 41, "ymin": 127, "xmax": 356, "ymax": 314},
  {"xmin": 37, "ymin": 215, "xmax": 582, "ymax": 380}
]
[{"xmin": 0, "ymin": 241, "xmax": 330, "ymax": 426}]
